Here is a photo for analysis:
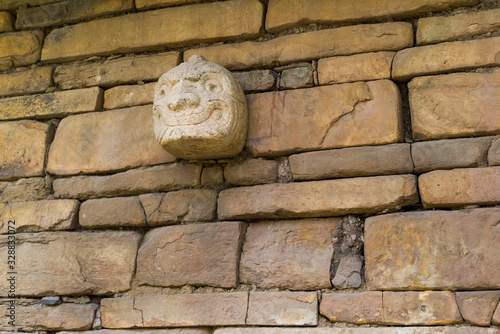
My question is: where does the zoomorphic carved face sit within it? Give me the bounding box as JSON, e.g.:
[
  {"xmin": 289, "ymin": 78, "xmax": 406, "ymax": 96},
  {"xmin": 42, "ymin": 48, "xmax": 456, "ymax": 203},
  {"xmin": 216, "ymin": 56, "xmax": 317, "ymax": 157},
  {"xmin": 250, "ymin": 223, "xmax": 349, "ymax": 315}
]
[{"xmin": 153, "ymin": 55, "xmax": 248, "ymax": 159}]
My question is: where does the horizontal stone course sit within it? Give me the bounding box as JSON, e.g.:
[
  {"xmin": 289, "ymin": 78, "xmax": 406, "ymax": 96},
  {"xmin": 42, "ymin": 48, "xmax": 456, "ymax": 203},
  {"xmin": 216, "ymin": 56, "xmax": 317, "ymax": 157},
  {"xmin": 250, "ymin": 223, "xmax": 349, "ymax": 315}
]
[
  {"xmin": 0, "ymin": 0, "xmax": 62, "ymax": 10},
  {"xmin": 0, "ymin": 177, "xmax": 49, "ymax": 203},
  {"xmin": 136, "ymin": 0, "xmax": 210, "ymax": 10},
  {"xmin": 0, "ymin": 30, "xmax": 43, "ymax": 70},
  {"xmin": 79, "ymin": 197, "xmax": 146, "ymax": 228},
  {"xmin": 104, "ymin": 82, "xmax": 155, "ymax": 110},
  {"xmin": 214, "ymin": 327, "xmax": 499, "ymax": 334},
  {"xmin": 58, "ymin": 330, "xmax": 211, "ymax": 334},
  {"xmin": 0, "ymin": 67, "xmax": 53, "ymax": 98}
]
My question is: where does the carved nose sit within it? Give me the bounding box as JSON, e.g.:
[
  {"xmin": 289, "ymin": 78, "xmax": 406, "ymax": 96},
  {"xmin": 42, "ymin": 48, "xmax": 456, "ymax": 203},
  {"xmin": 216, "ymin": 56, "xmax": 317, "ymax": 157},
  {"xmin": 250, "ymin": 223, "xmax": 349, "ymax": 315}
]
[{"xmin": 167, "ymin": 93, "xmax": 200, "ymax": 111}]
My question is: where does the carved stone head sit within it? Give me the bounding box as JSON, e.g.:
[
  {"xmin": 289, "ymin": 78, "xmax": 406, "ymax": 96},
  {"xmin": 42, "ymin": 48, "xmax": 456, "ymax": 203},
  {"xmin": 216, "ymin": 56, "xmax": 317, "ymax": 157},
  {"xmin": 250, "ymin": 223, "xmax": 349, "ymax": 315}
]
[{"xmin": 153, "ymin": 55, "xmax": 248, "ymax": 159}]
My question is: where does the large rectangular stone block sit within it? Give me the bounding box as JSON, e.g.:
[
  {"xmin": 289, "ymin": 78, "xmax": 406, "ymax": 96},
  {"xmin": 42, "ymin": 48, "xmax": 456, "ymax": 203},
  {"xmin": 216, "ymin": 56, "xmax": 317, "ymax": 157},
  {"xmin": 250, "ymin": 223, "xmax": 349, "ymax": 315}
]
[
  {"xmin": 79, "ymin": 197, "xmax": 146, "ymax": 228},
  {"xmin": 365, "ymin": 208, "xmax": 500, "ymax": 290},
  {"xmin": 0, "ymin": 231, "xmax": 141, "ymax": 296},
  {"xmin": 0, "ymin": 67, "xmax": 52, "ymax": 98},
  {"xmin": 246, "ymin": 80, "xmax": 403, "ymax": 156},
  {"xmin": 136, "ymin": 0, "xmax": 211, "ymax": 10},
  {"xmin": 0, "ymin": 177, "xmax": 49, "ymax": 203},
  {"xmin": 214, "ymin": 328, "xmax": 499, "ymax": 334},
  {"xmin": 58, "ymin": 330, "xmax": 211, "ymax": 334},
  {"xmin": 218, "ymin": 175, "xmax": 418, "ymax": 220},
  {"xmin": 0, "ymin": 30, "xmax": 43, "ymax": 70},
  {"xmin": 0, "ymin": 0, "xmax": 62, "ymax": 10},
  {"xmin": 104, "ymin": 82, "xmax": 155, "ymax": 110},
  {"xmin": 42, "ymin": 0, "xmax": 264, "ymax": 62}
]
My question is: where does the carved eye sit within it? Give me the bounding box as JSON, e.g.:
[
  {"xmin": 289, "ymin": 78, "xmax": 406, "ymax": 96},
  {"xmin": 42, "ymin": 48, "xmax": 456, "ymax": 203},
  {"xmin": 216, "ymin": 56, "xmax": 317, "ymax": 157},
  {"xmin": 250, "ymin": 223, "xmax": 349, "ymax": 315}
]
[{"xmin": 205, "ymin": 79, "xmax": 223, "ymax": 93}]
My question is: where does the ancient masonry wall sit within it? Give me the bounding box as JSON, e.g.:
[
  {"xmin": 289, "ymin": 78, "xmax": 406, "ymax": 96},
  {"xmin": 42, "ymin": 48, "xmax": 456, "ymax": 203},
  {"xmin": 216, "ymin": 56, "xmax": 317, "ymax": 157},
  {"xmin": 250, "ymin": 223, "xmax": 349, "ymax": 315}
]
[{"xmin": 0, "ymin": 0, "xmax": 499, "ymax": 332}]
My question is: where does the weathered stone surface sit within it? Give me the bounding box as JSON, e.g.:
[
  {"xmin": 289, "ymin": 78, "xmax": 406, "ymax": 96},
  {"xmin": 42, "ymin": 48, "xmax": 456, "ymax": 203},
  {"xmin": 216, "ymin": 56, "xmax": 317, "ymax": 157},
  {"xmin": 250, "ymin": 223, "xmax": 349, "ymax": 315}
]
[
  {"xmin": 0, "ymin": 67, "xmax": 53, "ymax": 98},
  {"xmin": 233, "ymin": 70, "xmax": 276, "ymax": 92},
  {"xmin": 0, "ymin": 120, "xmax": 50, "ymax": 180},
  {"xmin": 137, "ymin": 222, "xmax": 244, "ymax": 288},
  {"xmin": 320, "ymin": 292, "xmax": 384, "ymax": 324},
  {"xmin": 279, "ymin": 65, "xmax": 313, "ymax": 89},
  {"xmin": 247, "ymin": 292, "xmax": 318, "ymax": 326},
  {"xmin": 104, "ymin": 82, "xmax": 155, "ymax": 109},
  {"xmin": 53, "ymin": 163, "xmax": 201, "ymax": 200},
  {"xmin": 365, "ymin": 208, "xmax": 500, "ymax": 290},
  {"xmin": 60, "ymin": 330, "xmax": 211, "ymax": 334},
  {"xmin": 393, "ymin": 37, "xmax": 500, "ymax": 81},
  {"xmin": 419, "ymin": 167, "xmax": 500, "ymax": 208},
  {"xmin": 265, "ymin": 0, "xmax": 478, "ymax": 33},
  {"xmin": 41, "ymin": 296, "xmax": 61, "ymax": 305},
  {"xmin": 42, "ymin": 0, "xmax": 264, "ymax": 63},
  {"xmin": 79, "ymin": 197, "xmax": 146, "ymax": 228},
  {"xmin": 153, "ymin": 55, "xmax": 248, "ymax": 159},
  {"xmin": 417, "ymin": 9, "xmax": 500, "ymax": 45},
  {"xmin": 409, "ymin": 71, "xmax": 500, "ymax": 141},
  {"xmin": 101, "ymin": 293, "xmax": 248, "ymax": 327},
  {"xmin": 224, "ymin": 159, "xmax": 278, "ymax": 185},
  {"xmin": 489, "ymin": 136, "xmax": 500, "ymax": 166},
  {"xmin": 219, "ymin": 175, "xmax": 417, "ymax": 220},
  {"xmin": 246, "ymin": 80, "xmax": 403, "ymax": 156},
  {"xmin": 456, "ymin": 291, "xmax": 500, "ymax": 326},
  {"xmin": 240, "ymin": 218, "xmax": 341, "ymax": 290},
  {"xmin": 331, "ymin": 255, "xmax": 363, "ymax": 289},
  {"xmin": 0, "ymin": 231, "xmax": 141, "ymax": 296},
  {"xmin": 215, "ymin": 328, "xmax": 500, "ymax": 334},
  {"xmin": 55, "ymin": 52, "xmax": 180, "ymax": 89},
  {"xmin": 290, "ymin": 144, "xmax": 412, "ymax": 180},
  {"xmin": 0, "ymin": 87, "xmax": 103, "ymax": 121},
  {"xmin": 201, "ymin": 165, "xmax": 223, "ymax": 186},
  {"xmin": 318, "ymin": 52, "xmax": 394, "ymax": 85},
  {"xmin": 16, "ymin": 0, "xmax": 134, "ymax": 29},
  {"xmin": 139, "ymin": 189, "xmax": 217, "ymax": 226},
  {"xmin": 0, "ymin": 200, "xmax": 78, "ymax": 233},
  {"xmin": 0, "ymin": 177, "xmax": 49, "ymax": 203},
  {"xmin": 185, "ymin": 22, "xmax": 412, "ymax": 70},
  {"xmin": 412, "ymin": 137, "xmax": 492, "ymax": 173},
  {"xmin": 0, "ymin": 12, "xmax": 14, "ymax": 32},
  {"xmin": 136, "ymin": 0, "xmax": 212, "ymax": 10},
  {"xmin": 0, "ymin": 30, "xmax": 43, "ymax": 70},
  {"xmin": 47, "ymin": 105, "xmax": 174, "ymax": 175},
  {"xmin": 0, "ymin": 0, "xmax": 63, "ymax": 10},
  {"xmin": 493, "ymin": 303, "xmax": 500, "ymax": 325}
]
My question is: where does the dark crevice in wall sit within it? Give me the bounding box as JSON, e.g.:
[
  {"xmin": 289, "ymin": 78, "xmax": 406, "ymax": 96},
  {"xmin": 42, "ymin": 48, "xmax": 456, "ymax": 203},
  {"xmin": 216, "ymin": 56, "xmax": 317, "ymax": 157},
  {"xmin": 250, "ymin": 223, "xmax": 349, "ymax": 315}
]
[{"xmin": 396, "ymin": 82, "xmax": 413, "ymax": 144}]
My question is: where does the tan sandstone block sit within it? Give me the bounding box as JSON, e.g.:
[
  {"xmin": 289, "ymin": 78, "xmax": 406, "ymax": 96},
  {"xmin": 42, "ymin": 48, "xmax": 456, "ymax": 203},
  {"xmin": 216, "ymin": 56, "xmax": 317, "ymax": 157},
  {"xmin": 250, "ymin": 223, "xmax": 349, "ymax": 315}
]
[
  {"xmin": 136, "ymin": 222, "xmax": 244, "ymax": 288},
  {"xmin": 79, "ymin": 197, "xmax": 146, "ymax": 228},
  {"xmin": 246, "ymin": 80, "xmax": 403, "ymax": 156},
  {"xmin": 42, "ymin": 0, "xmax": 264, "ymax": 63},
  {"xmin": 214, "ymin": 327, "xmax": 499, "ymax": 334},
  {"xmin": 0, "ymin": 177, "xmax": 49, "ymax": 203},
  {"xmin": 0, "ymin": 231, "xmax": 141, "ymax": 296},
  {"xmin": 365, "ymin": 208, "xmax": 500, "ymax": 290},
  {"xmin": 47, "ymin": 106, "xmax": 174, "ymax": 175},
  {"xmin": 224, "ymin": 159, "xmax": 278, "ymax": 185},
  {"xmin": 417, "ymin": 9, "xmax": 500, "ymax": 45},
  {"xmin": 218, "ymin": 175, "xmax": 417, "ymax": 220},
  {"xmin": 0, "ymin": 67, "xmax": 53, "ymax": 98},
  {"xmin": 233, "ymin": 70, "xmax": 276, "ymax": 92},
  {"xmin": 456, "ymin": 291, "xmax": 500, "ymax": 326},
  {"xmin": 185, "ymin": 23, "xmax": 412, "ymax": 70},
  {"xmin": 54, "ymin": 52, "xmax": 180, "ymax": 89},
  {"xmin": 318, "ymin": 52, "xmax": 395, "ymax": 85},
  {"xmin": 0, "ymin": 30, "xmax": 43, "ymax": 70},
  {"xmin": 0, "ymin": 12, "xmax": 14, "ymax": 32},
  {"xmin": 320, "ymin": 292, "xmax": 384, "ymax": 324},
  {"xmin": 0, "ymin": 87, "xmax": 103, "ymax": 121},
  {"xmin": 240, "ymin": 219, "xmax": 341, "ymax": 290},
  {"xmin": 58, "ymin": 330, "xmax": 211, "ymax": 334},
  {"xmin": 136, "ymin": 0, "xmax": 215, "ymax": 10},
  {"xmin": 0, "ymin": 120, "xmax": 50, "ymax": 180},
  {"xmin": 392, "ymin": 37, "xmax": 500, "ymax": 81},
  {"xmin": 489, "ymin": 136, "xmax": 500, "ymax": 166},
  {"xmin": 265, "ymin": 0, "xmax": 478, "ymax": 33},
  {"xmin": 0, "ymin": 0, "xmax": 64, "ymax": 10},
  {"xmin": 0, "ymin": 200, "xmax": 78, "ymax": 233},
  {"xmin": 409, "ymin": 71, "xmax": 500, "ymax": 141},
  {"xmin": 493, "ymin": 302, "xmax": 500, "ymax": 325},
  {"xmin": 419, "ymin": 167, "xmax": 500, "ymax": 208},
  {"xmin": 247, "ymin": 292, "xmax": 318, "ymax": 326},
  {"xmin": 53, "ymin": 163, "xmax": 201, "ymax": 200},
  {"xmin": 104, "ymin": 82, "xmax": 155, "ymax": 109}
]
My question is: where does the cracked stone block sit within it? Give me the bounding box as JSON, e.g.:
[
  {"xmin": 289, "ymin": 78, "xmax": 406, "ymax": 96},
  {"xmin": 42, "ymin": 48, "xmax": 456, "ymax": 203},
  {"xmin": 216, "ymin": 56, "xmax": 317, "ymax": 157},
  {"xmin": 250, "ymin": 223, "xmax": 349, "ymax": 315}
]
[
  {"xmin": 331, "ymin": 255, "xmax": 362, "ymax": 289},
  {"xmin": 79, "ymin": 197, "xmax": 147, "ymax": 229},
  {"xmin": 279, "ymin": 65, "xmax": 313, "ymax": 89},
  {"xmin": 456, "ymin": 291, "xmax": 500, "ymax": 326}
]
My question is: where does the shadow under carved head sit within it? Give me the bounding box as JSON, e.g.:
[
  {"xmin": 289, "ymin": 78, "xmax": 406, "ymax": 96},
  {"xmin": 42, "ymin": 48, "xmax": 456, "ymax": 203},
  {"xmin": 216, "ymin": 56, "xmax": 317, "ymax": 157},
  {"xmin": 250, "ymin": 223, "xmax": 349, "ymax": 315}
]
[{"xmin": 153, "ymin": 55, "xmax": 248, "ymax": 159}]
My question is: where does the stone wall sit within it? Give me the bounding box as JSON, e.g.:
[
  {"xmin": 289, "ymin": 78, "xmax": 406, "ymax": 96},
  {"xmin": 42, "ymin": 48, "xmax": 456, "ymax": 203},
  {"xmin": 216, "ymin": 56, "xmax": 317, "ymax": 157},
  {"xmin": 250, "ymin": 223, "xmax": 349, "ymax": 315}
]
[{"xmin": 0, "ymin": 0, "xmax": 499, "ymax": 332}]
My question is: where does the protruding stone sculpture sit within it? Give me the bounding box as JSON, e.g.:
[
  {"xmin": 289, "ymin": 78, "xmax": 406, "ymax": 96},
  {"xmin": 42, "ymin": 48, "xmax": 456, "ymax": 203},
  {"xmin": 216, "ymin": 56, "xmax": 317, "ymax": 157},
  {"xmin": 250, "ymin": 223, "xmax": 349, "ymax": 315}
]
[{"xmin": 153, "ymin": 55, "xmax": 248, "ymax": 159}]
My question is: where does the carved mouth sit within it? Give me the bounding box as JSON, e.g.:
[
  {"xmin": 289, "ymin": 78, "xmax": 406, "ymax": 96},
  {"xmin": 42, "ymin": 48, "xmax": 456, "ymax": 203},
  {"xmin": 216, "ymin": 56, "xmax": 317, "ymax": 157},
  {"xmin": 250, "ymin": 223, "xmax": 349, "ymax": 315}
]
[{"xmin": 162, "ymin": 99, "xmax": 227, "ymax": 126}]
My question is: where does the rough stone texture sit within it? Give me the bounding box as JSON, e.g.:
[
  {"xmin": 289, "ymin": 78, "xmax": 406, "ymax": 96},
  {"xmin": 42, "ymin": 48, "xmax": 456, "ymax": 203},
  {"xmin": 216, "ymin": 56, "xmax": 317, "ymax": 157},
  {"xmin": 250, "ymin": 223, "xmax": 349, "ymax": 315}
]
[
  {"xmin": 104, "ymin": 82, "xmax": 155, "ymax": 109},
  {"xmin": 0, "ymin": 87, "xmax": 103, "ymax": 121},
  {"xmin": 101, "ymin": 293, "xmax": 248, "ymax": 327},
  {"xmin": 456, "ymin": 291, "xmax": 500, "ymax": 326},
  {"xmin": 136, "ymin": 0, "xmax": 212, "ymax": 10},
  {"xmin": 489, "ymin": 136, "xmax": 500, "ymax": 166},
  {"xmin": 0, "ymin": 200, "xmax": 78, "ymax": 233},
  {"xmin": 53, "ymin": 163, "xmax": 201, "ymax": 200},
  {"xmin": 240, "ymin": 218, "xmax": 341, "ymax": 290},
  {"xmin": 279, "ymin": 65, "xmax": 313, "ymax": 89},
  {"xmin": 493, "ymin": 303, "xmax": 500, "ymax": 325},
  {"xmin": 331, "ymin": 255, "xmax": 363, "ymax": 289},
  {"xmin": 412, "ymin": 137, "xmax": 492, "ymax": 173},
  {"xmin": 247, "ymin": 292, "xmax": 318, "ymax": 326},
  {"xmin": 409, "ymin": 71, "xmax": 500, "ymax": 141},
  {"xmin": 59, "ymin": 330, "xmax": 211, "ymax": 334},
  {"xmin": 201, "ymin": 165, "xmax": 224, "ymax": 186},
  {"xmin": 219, "ymin": 175, "xmax": 417, "ymax": 220},
  {"xmin": 79, "ymin": 197, "xmax": 146, "ymax": 228},
  {"xmin": 233, "ymin": 70, "xmax": 276, "ymax": 92},
  {"xmin": 318, "ymin": 52, "xmax": 394, "ymax": 85},
  {"xmin": 0, "ymin": 67, "xmax": 53, "ymax": 97},
  {"xmin": 0, "ymin": 0, "xmax": 63, "ymax": 10},
  {"xmin": 392, "ymin": 37, "xmax": 500, "ymax": 81},
  {"xmin": 215, "ymin": 329, "xmax": 500, "ymax": 334},
  {"xmin": 289, "ymin": 144, "xmax": 412, "ymax": 180},
  {"xmin": 265, "ymin": 0, "xmax": 478, "ymax": 32},
  {"xmin": 185, "ymin": 22, "xmax": 412, "ymax": 70},
  {"xmin": 417, "ymin": 9, "xmax": 500, "ymax": 45},
  {"xmin": 320, "ymin": 292, "xmax": 384, "ymax": 324},
  {"xmin": 137, "ymin": 222, "xmax": 244, "ymax": 288},
  {"xmin": 54, "ymin": 52, "xmax": 180, "ymax": 89},
  {"xmin": 0, "ymin": 177, "xmax": 49, "ymax": 203},
  {"xmin": 139, "ymin": 189, "xmax": 217, "ymax": 226},
  {"xmin": 153, "ymin": 55, "xmax": 248, "ymax": 159},
  {"xmin": 42, "ymin": 0, "xmax": 264, "ymax": 63},
  {"xmin": 16, "ymin": 0, "xmax": 134, "ymax": 29},
  {"xmin": 0, "ymin": 120, "xmax": 50, "ymax": 180},
  {"xmin": 0, "ymin": 30, "xmax": 43, "ymax": 70},
  {"xmin": 224, "ymin": 159, "xmax": 278, "ymax": 185},
  {"xmin": 419, "ymin": 167, "xmax": 500, "ymax": 208},
  {"xmin": 0, "ymin": 231, "xmax": 141, "ymax": 296},
  {"xmin": 47, "ymin": 106, "xmax": 175, "ymax": 175},
  {"xmin": 365, "ymin": 208, "xmax": 500, "ymax": 290},
  {"xmin": 246, "ymin": 80, "xmax": 403, "ymax": 156},
  {"xmin": 0, "ymin": 12, "xmax": 14, "ymax": 32}
]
